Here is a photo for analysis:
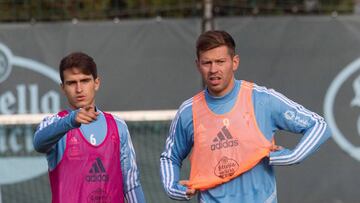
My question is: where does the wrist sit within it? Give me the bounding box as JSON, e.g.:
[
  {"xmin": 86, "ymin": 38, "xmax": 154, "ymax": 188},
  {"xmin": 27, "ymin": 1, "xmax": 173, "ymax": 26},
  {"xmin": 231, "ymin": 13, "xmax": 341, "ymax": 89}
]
[{"xmin": 70, "ymin": 110, "xmax": 81, "ymax": 128}]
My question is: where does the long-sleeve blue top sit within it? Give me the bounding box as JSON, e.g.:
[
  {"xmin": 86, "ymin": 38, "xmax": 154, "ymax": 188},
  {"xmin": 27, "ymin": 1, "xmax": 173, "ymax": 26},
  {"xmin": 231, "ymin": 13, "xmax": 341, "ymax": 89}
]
[
  {"xmin": 33, "ymin": 108, "xmax": 146, "ymax": 203},
  {"xmin": 160, "ymin": 80, "xmax": 331, "ymax": 203}
]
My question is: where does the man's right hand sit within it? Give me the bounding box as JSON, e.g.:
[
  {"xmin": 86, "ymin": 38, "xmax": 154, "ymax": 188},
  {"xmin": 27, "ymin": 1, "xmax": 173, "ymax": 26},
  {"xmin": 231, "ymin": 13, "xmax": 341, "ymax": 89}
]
[
  {"xmin": 179, "ymin": 180, "xmax": 197, "ymax": 198},
  {"xmin": 75, "ymin": 106, "xmax": 99, "ymax": 124}
]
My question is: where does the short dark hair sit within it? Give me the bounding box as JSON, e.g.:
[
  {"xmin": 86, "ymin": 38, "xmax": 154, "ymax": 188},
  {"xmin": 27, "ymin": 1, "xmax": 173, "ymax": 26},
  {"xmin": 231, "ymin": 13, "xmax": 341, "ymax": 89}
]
[
  {"xmin": 196, "ymin": 30, "xmax": 236, "ymax": 58},
  {"xmin": 59, "ymin": 52, "xmax": 97, "ymax": 83}
]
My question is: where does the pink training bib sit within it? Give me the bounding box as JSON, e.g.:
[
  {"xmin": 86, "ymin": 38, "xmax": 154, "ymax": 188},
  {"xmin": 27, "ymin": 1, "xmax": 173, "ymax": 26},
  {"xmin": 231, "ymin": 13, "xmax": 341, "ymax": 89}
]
[{"xmin": 49, "ymin": 110, "xmax": 124, "ymax": 203}]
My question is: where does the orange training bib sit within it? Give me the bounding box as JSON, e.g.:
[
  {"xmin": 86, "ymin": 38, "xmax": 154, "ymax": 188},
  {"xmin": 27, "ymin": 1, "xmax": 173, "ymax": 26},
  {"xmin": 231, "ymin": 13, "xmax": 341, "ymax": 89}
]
[{"xmin": 187, "ymin": 81, "xmax": 273, "ymax": 190}]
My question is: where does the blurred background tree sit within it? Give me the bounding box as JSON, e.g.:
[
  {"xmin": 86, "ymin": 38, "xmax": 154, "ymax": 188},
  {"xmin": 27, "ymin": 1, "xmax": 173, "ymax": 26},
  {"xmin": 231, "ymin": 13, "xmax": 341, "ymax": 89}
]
[{"xmin": 0, "ymin": 0, "xmax": 355, "ymax": 22}]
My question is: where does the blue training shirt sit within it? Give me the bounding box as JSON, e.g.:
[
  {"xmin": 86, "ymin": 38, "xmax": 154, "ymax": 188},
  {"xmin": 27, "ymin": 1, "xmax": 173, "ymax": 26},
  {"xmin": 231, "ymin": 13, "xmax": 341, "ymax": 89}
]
[
  {"xmin": 160, "ymin": 80, "xmax": 331, "ymax": 203},
  {"xmin": 33, "ymin": 109, "xmax": 146, "ymax": 203}
]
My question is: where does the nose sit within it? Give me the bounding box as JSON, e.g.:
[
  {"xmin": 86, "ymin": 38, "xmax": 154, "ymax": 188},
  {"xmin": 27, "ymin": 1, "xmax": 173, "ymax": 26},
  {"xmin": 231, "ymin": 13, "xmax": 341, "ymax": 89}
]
[
  {"xmin": 209, "ymin": 62, "xmax": 219, "ymax": 73},
  {"xmin": 75, "ymin": 82, "xmax": 83, "ymax": 93}
]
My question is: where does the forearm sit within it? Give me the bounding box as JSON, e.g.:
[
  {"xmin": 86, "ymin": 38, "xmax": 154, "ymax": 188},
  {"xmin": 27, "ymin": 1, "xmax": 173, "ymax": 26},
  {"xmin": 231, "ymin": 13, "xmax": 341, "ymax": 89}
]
[
  {"xmin": 160, "ymin": 156, "xmax": 189, "ymax": 201},
  {"xmin": 124, "ymin": 185, "xmax": 146, "ymax": 203},
  {"xmin": 256, "ymin": 87, "xmax": 332, "ymax": 165},
  {"xmin": 159, "ymin": 104, "xmax": 194, "ymax": 200},
  {"xmin": 33, "ymin": 111, "xmax": 79, "ymax": 153},
  {"xmin": 118, "ymin": 119, "xmax": 148, "ymax": 202},
  {"xmin": 269, "ymin": 119, "xmax": 331, "ymax": 165}
]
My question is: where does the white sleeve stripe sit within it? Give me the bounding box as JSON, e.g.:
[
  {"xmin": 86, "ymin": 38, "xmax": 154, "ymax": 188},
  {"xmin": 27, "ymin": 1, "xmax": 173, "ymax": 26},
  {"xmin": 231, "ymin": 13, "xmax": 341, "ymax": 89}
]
[
  {"xmin": 114, "ymin": 115, "xmax": 138, "ymax": 191},
  {"xmin": 270, "ymin": 88, "xmax": 323, "ymax": 121},
  {"xmin": 253, "ymin": 85, "xmax": 320, "ymax": 121},
  {"xmin": 271, "ymin": 121, "xmax": 327, "ymax": 164},
  {"xmin": 270, "ymin": 119, "xmax": 321, "ymax": 161},
  {"xmin": 160, "ymin": 99, "xmax": 193, "ymax": 199},
  {"xmin": 162, "ymin": 98, "xmax": 193, "ymax": 159},
  {"xmin": 284, "ymin": 123, "xmax": 327, "ymax": 164},
  {"xmin": 253, "ymin": 85, "xmax": 328, "ymax": 163},
  {"xmin": 125, "ymin": 189, "xmax": 137, "ymax": 203},
  {"xmin": 37, "ymin": 114, "xmax": 61, "ymax": 130},
  {"xmin": 164, "ymin": 98, "xmax": 193, "ymax": 154},
  {"xmin": 125, "ymin": 191, "xmax": 131, "ymax": 203},
  {"xmin": 160, "ymin": 158, "xmax": 185, "ymax": 199},
  {"xmin": 160, "ymin": 95, "xmax": 202, "ymax": 199},
  {"xmin": 126, "ymin": 130, "xmax": 138, "ymax": 191},
  {"xmin": 255, "ymin": 86, "xmax": 315, "ymax": 119},
  {"xmin": 164, "ymin": 95, "xmax": 201, "ymax": 157},
  {"xmin": 164, "ymin": 159, "xmax": 185, "ymax": 198},
  {"xmin": 126, "ymin": 168, "xmax": 134, "ymax": 193},
  {"xmin": 269, "ymin": 88, "xmax": 323, "ymax": 120},
  {"xmin": 160, "ymin": 158, "xmax": 187, "ymax": 199},
  {"xmin": 132, "ymin": 190, "xmax": 138, "ymax": 203},
  {"xmin": 113, "ymin": 116, "xmax": 127, "ymax": 126},
  {"xmin": 255, "ymin": 86, "xmax": 327, "ymax": 162},
  {"xmin": 270, "ymin": 123, "xmax": 326, "ymax": 164}
]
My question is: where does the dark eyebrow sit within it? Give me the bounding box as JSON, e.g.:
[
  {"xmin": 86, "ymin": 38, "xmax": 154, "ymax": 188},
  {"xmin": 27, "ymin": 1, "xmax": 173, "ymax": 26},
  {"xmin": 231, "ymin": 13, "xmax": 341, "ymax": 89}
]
[
  {"xmin": 80, "ymin": 78, "xmax": 92, "ymax": 82},
  {"xmin": 64, "ymin": 80, "xmax": 76, "ymax": 84}
]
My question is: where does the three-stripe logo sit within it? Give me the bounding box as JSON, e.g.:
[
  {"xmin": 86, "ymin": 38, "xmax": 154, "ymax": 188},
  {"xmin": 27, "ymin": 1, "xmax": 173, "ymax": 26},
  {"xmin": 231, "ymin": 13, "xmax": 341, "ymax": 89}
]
[
  {"xmin": 211, "ymin": 126, "xmax": 239, "ymax": 151},
  {"xmin": 85, "ymin": 157, "xmax": 109, "ymax": 182}
]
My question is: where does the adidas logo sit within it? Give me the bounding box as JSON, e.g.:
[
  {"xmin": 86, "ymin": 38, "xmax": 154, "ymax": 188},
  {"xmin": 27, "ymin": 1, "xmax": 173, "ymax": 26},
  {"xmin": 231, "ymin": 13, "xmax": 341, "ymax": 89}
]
[
  {"xmin": 69, "ymin": 137, "xmax": 79, "ymax": 145},
  {"xmin": 211, "ymin": 126, "xmax": 238, "ymax": 151},
  {"xmin": 85, "ymin": 158, "xmax": 109, "ymax": 182}
]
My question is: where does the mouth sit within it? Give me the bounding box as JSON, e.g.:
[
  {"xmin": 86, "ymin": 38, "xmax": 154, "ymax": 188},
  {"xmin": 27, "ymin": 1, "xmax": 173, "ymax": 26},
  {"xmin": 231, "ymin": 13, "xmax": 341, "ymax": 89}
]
[
  {"xmin": 76, "ymin": 96, "xmax": 86, "ymax": 101},
  {"xmin": 208, "ymin": 76, "xmax": 221, "ymax": 85}
]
